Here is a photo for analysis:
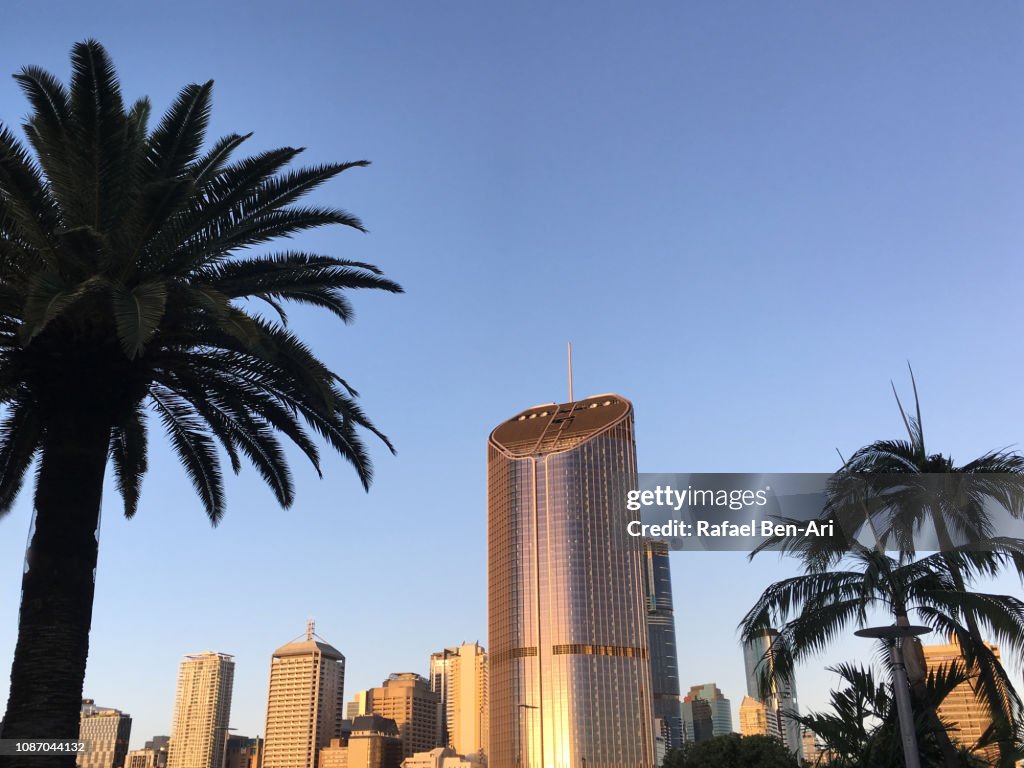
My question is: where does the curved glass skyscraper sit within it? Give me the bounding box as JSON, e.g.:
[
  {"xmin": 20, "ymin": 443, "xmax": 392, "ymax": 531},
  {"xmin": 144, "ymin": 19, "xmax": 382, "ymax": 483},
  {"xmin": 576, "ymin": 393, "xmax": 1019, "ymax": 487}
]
[{"xmin": 487, "ymin": 394, "xmax": 655, "ymax": 768}]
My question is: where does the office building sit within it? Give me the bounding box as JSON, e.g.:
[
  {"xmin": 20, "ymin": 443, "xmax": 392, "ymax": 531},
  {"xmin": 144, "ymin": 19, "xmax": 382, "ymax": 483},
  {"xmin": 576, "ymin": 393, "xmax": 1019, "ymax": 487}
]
[
  {"xmin": 126, "ymin": 750, "xmax": 158, "ymax": 768},
  {"xmin": 642, "ymin": 540, "xmax": 683, "ymax": 751},
  {"xmin": 346, "ymin": 692, "xmax": 370, "ymax": 722},
  {"xmin": 738, "ymin": 696, "xmax": 770, "ymax": 738},
  {"xmin": 126, "ymin": 737, "xmax": 171, "ymax": 768},
  {"xmin": 365, "ymin": 674, "xmax": 440, "ymax": 759},
  {"xmin": 263, "ymin": 622, "xmax": 346, "ymax": 768},
  {"xmin": 224, "ymin": 737, "xmax": 261, "ymax": 768},
  {"xmin": 400, "ymin": 748, "xmax": 475, "ymax": 768},
  {"xmin": 78, "ymin": 699, "xmax": 132, "ymax": 768},
  {"xmin": 428, "ymin": 643, "xmax": 487, "ymax": 763},
  {"xmin": 167, "ymin": 652, "xmax": 235, "ymax": 768},
  {"xmin": 681, "ymin": 698, "xmax": 714, "ymax": 744},
  {"xmin": 318, "ymin": 714, "xmax": 402, "ymax": 768},
  {"xmin": 126, "ymin": 738, "xmax": 171, "ymax": 768},
  {"xmin": 488, "ymin": 394, "xmax": 656, "ymax": 768},
  {"xmin": 428, "ymin": 650, "xmax": 455, "ymax": 748},
  {"xmin": 923, "ymin": 639, "xmax": 1003, "ymax": 765},
  {"xmin": 802, "ymin": 729, "xmax": 822, "ymax": 765},
  {"xmin": 682, "ymin": 684, "xmax": 732, "ymax": 740},
  {"xmin": 743, "ymin": 628, "xmax": 800, "ymax": 756}
]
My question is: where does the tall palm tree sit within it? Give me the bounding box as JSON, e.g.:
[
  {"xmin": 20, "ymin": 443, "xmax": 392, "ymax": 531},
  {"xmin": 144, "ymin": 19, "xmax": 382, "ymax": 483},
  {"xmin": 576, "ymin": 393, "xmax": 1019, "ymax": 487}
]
[
  {"xmin": 740, "ymin": 544, "xmax": 1024, "ymax": 766},
  {"xmin": 0, "ymin": 41, "xmax": 401, "ymax": 754},
  {"xmin": 754, "ymin": 371, "xmax": 1024, "ymax": 765}
]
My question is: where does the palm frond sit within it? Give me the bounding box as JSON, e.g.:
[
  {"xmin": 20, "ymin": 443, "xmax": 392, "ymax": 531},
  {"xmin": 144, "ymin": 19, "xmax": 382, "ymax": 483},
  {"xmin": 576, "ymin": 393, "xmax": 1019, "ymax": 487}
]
[
  {"xmin": 0, "ymin": 397, "xmax": 40, "ymax": 515},
  {"xmin": 150, "ymin": 385, "xmax": 224, "ymax": 523},
  {"xmin": 147, "ymin": 81, "xmax": 213, "ymax": 179},
  {"xmin": 109, "ymin": 402, "xmax": 147, "ymax": 518},
  {"xmin": 110, "ymin": 279, "xmax": 167, "ymax": 358}
]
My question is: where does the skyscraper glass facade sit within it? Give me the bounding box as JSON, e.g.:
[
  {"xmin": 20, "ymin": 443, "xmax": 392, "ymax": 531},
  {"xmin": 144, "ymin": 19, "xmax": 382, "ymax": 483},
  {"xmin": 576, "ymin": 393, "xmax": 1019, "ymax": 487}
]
[
  {"xmin": 642, "ymin": 540, "xmax": 683, "ymax": 750},
  {"xmin": 488, "ymin": 395, "xmax": 655, "ymax": 768}
]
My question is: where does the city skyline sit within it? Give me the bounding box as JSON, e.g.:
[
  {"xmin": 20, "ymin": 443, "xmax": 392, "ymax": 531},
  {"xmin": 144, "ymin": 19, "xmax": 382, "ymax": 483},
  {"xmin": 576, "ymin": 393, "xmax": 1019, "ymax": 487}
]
[{"xmin": 2, "ymin": 0, "xmax": 1023, "ymax": 753}]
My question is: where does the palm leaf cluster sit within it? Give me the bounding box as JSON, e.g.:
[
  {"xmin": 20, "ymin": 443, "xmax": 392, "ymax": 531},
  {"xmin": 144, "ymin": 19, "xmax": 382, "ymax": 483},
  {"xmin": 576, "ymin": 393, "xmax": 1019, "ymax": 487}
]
[
  {"xmin": 0, "ymin": 40, "xmax": 401, "ymax": 523},
  {"xmin": 740, "ymin": 544, "xmax": 1024, "ymax": 738},
  {"xmin": 799, "ymin": 661, "xmax": 990, "ymax": 767}
]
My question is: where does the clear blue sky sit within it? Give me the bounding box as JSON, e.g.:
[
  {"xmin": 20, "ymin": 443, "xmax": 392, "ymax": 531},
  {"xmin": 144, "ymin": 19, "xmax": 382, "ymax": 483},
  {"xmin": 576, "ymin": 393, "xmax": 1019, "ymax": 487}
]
[{"xmin": 1, "ymin": 0, "xmax": 1022, "ymax": 748}]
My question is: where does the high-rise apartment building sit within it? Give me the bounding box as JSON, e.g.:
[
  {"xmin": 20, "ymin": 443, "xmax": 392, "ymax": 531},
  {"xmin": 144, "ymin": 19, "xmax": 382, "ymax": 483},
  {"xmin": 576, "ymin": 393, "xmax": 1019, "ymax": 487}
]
[
  {"xmin": 743, "ymin": 628, "xmax": 800, "ymax": 755},
  {"xmin": 365, "ymin": 673, "xmax": 440, "ymax": 759},
  {"xmin": 262, "ymin": 622, "xmax": 346, "ymax": 768},
  {"xmin": 78, "ymin": 699, "xmax": 132, "ymax": 768},
  {"xmin": 428, "ymin": 642, "xmax": 488, "ymax": 763},
  {"xmin": 681, "ymin": 684, "xmax": 732, "ymax": 740},
  {"xmin": 923, "ymin": 639, "xmax": 1003, "ymax": 765},
  {"xmin": 167, "ymin": 652, "xmax": 235, "ymax": 768},
  {"xmin": 488, "ymin": 394, "xmax": 656, "ymax": 768},
  {"xmin": 642, "ymin": 540, "xmax": 683, "ymax": 751}
]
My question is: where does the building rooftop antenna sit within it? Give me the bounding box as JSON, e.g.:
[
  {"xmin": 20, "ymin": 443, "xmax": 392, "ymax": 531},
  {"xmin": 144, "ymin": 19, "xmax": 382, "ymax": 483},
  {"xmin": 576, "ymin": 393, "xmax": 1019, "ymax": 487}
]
[
  {"xmin": 568, "ymin": 341, "xmax": 574, "ymax": 402},
  {"xmin": 306, "ymin": 617, "xmax": 315, "ymax": 641}
]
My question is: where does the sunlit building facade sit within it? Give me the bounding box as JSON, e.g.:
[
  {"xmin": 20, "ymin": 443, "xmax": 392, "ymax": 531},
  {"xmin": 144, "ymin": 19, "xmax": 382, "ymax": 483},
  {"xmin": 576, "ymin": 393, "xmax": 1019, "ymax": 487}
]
[
  {"xmin": 487, "ymin": 394, "xmax": 656, "ymax": 768},
  {"xmin": 366, "ymin": 673, "xmax": 440, "ymax": 759},
  {"xmin": 263, "ymin": 623, "xmax": 346, "ymax": 768},
  {"xmin": 923, "ymin": 639, "xmax": 1002, "ymax": 765},
  {"xmin": 743, "ymin": 628, "xmax": 800, "ymax": 756},
  {"xmin": 738, "ymin": 695, "xmax": 770, "ymax": 738},
  {"xmin": 317, "ymin": 715, "xmax": 402, "ymax": 768},
  {"xmin": 78, "ymin": 699, "xmax": 132, "ymax": 768},
  {"xmin": 429, "ymin": 642, "xmax": 488, "ymax": 763},
  {"xmin": 167, "ymin": 652, "xmax": 234, "ymax": 768}
]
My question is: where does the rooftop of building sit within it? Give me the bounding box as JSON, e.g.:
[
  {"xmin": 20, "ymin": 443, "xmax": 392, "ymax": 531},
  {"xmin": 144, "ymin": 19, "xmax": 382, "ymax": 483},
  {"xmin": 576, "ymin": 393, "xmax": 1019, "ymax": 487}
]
[
  {"xmin": 489, "ymin": 394, "xmax": 632, "ymax": 458},
  {"xmin": 272, "ymin": 621, "xmax": 345, "ymax": 660},
  {"xmin": 350, "ymin": 714, "xmax": 400, "ymax": 738},
  {"xmin": 272, "ymin": 638, "xmax": 345, "ymax": 660}
]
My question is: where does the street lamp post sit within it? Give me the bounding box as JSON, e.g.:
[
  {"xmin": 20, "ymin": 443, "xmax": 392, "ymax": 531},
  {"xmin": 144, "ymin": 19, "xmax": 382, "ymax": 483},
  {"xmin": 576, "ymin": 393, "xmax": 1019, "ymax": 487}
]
[{"xmin": 854, "ymin": 624, "xmax": 929, "ymax": 768}]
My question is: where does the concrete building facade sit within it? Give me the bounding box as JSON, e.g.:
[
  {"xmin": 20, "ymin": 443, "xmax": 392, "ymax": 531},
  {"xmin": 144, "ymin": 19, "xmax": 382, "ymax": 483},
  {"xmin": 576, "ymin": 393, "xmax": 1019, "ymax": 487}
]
[
  {"xmin": 318, "ymin": 714, "xmax": 402, "ymax": 768},
  {"xmin": 428, "ymin": 643, "xmax": 487, "ymax": 764},
  {"xmin": 365, "ymin": 674, "xmax": 440, "ymax": 759},
  {"xmin": 167, "ymin": 653, "xmax": 234, "ymax": 768},
  {"xmin": 263, "ymin": 623, "xmax": 346, "ymax": 768},
  {"xmin": 78, "ymin": 699, "xmax": 132, "ymax": 768}
]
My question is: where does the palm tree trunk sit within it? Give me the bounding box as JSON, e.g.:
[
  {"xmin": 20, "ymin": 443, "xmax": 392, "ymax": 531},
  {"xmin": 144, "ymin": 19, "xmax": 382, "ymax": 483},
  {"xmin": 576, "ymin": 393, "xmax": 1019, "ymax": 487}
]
[
  {"xmin": 1, "ymin": 408, "xmax": 111, "ymax": 768},
  {"xmin": 894, "ymin": 606, "xmax": 962, "ymax": 768}
]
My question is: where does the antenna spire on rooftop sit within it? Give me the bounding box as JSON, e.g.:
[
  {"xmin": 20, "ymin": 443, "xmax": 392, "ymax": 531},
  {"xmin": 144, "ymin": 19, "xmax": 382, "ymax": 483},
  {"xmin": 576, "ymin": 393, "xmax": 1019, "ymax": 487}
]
[
  {"xmin": 568, "ymin": 341, "xmax": 574, "ymax": 402},
  {"xmin": 306, "ymin": 618, "xmax": 315, "ymax": 641}
]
